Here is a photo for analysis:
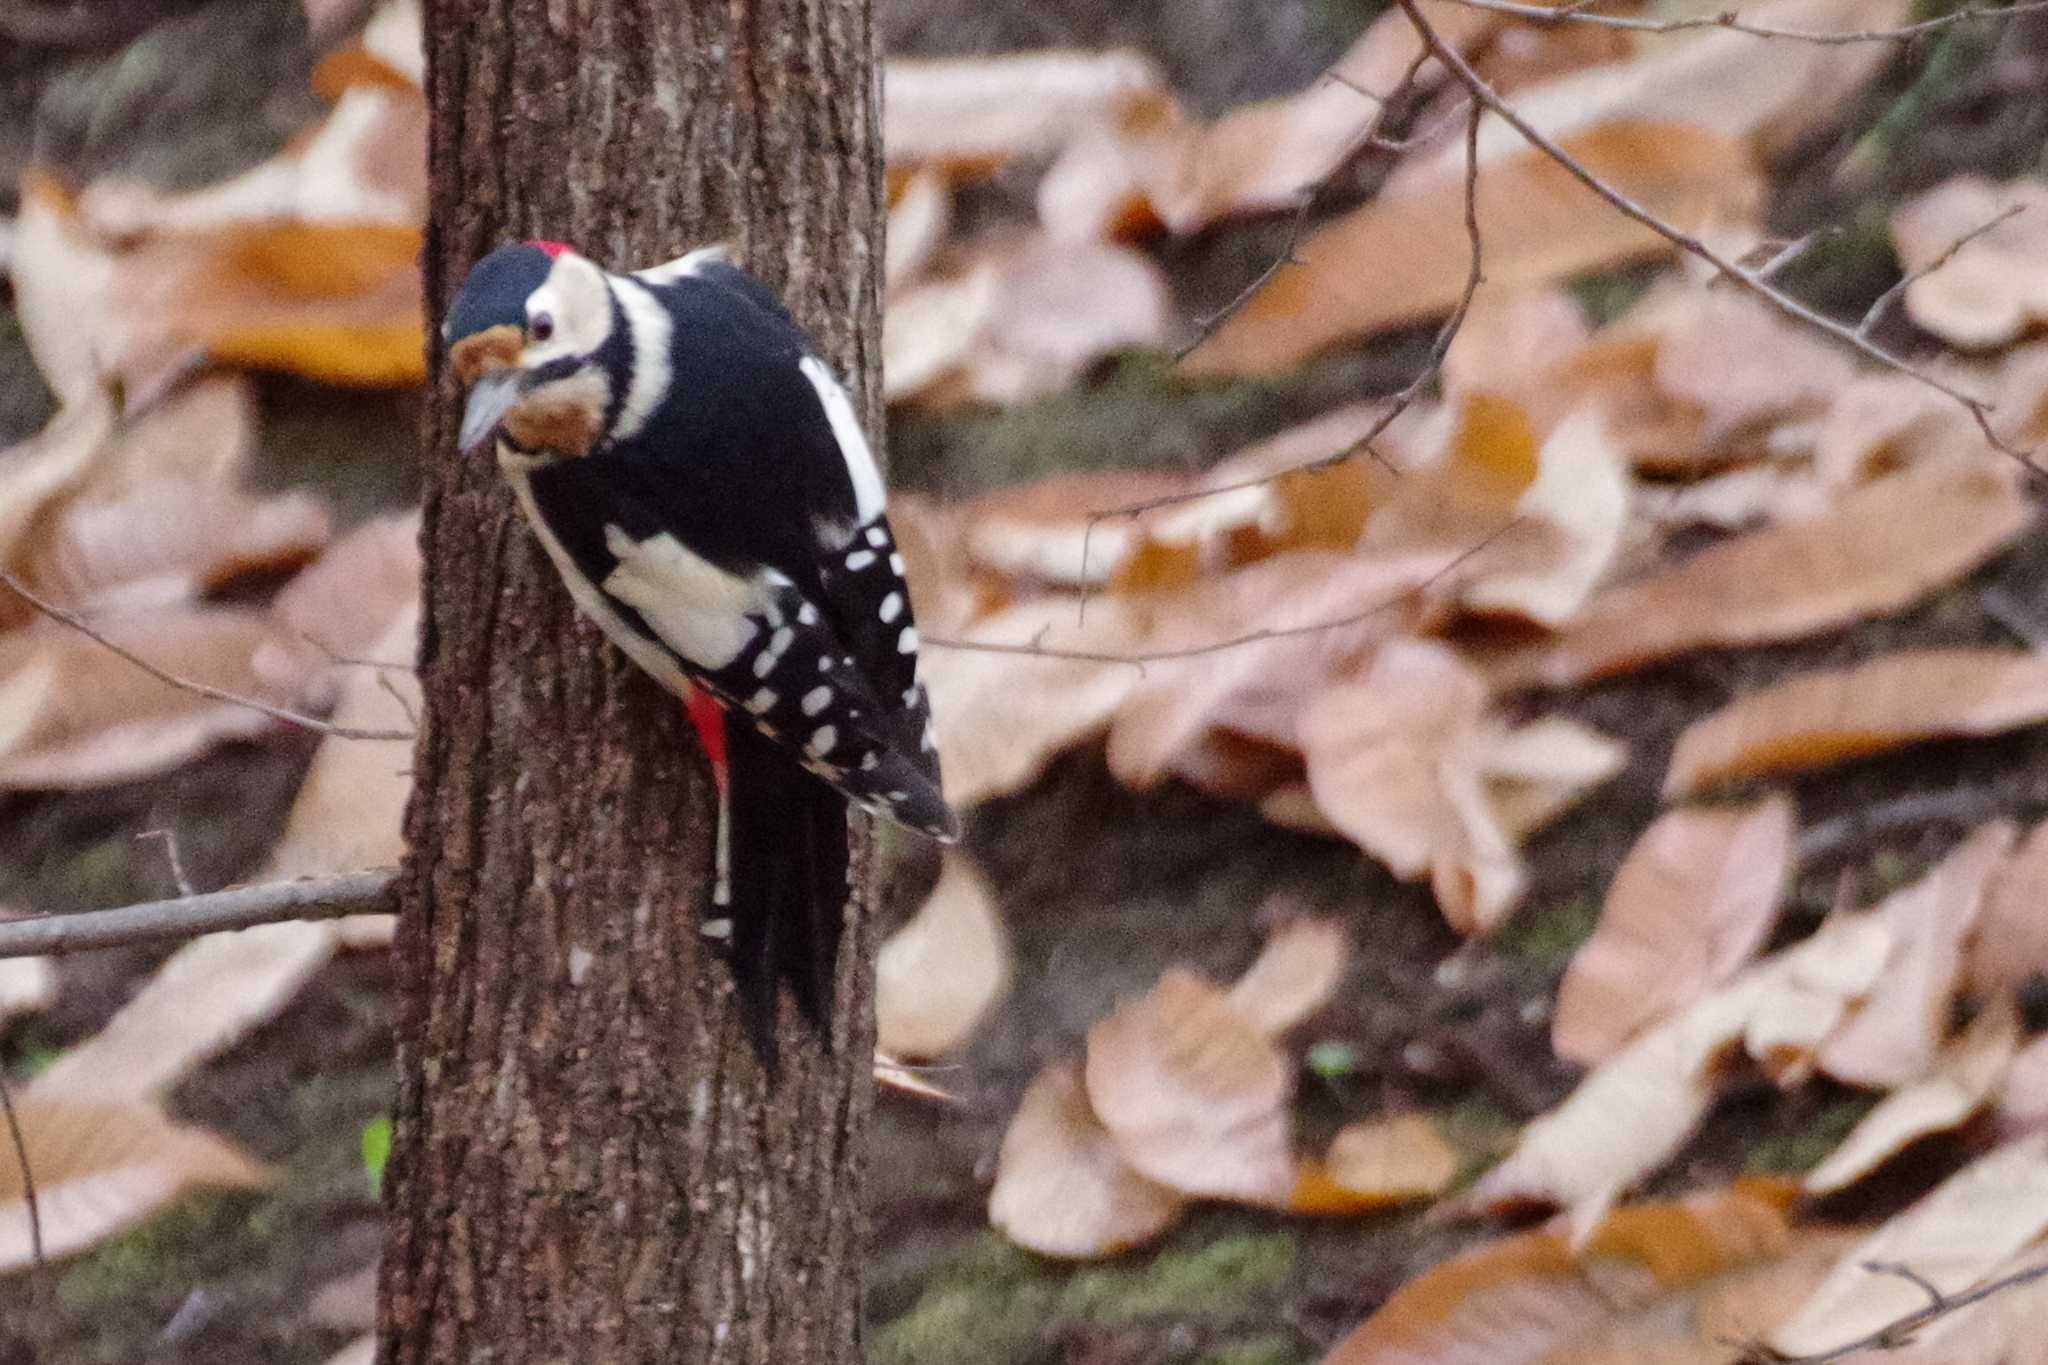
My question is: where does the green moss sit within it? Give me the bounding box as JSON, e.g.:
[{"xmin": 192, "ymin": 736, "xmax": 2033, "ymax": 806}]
[
  {"xmin": 1199, "ymin": 1332, "xmax": 1309, "ymax": 1365},
  {"xmin": 58, "ymin": 1189, "xmax": 260, "ymax": 1314},
  {"xmin": 872, "ymin": 1231, "xmax": 1297, "ymax": 1365},
  {"xmin": 1495, "ymin": 894, "xmax": 1602, "ymax": 968},
  {"xmin": 1746, "ymin": 1096, "xmax": 1879, "ymax": 1176},
  {"xmin": 1867, "ymin": 849, "xmax": 1924, "ymax": 899},
  {"xmin": 1842, "ymin": 18, "xmax": 2000, "ymax": 182},
  {"xmin": 1567, "ymin": 264, "xmax": 1662, "ymax": 327},
  {"xmin": 54, "ymin": 836, "xmax": 143, "ymax": 908},
  {"xmin": 1773, "ymin": 204, "xmax": 1897, "ymax": 317}
]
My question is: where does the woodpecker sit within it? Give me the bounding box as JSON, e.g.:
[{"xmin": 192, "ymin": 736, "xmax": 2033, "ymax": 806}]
[{"xmin": 443, "ymin": 239, "xmax": 957, "ymax": 1058}]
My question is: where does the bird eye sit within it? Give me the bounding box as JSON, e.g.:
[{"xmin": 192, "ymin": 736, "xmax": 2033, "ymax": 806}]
[{"xmin": 530, "ymin": 312, "xmax": 555, "ymax": 343}]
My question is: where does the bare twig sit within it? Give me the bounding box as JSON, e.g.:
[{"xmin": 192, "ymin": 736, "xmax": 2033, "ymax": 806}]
[
  {"xmin": 1396, "ymin": 0, "xmax": 2042, "ymax": 476},
  {"xmin": 1087, "ymin": 93, "xmax": 1489, "ymax": 541},
  {"xmin": 0, "ymin": 1068, "xmax": 47, "ymax": 1314},
  {"xmin": 1178, "ymin": 49, "xmax": 1435, "ymax": 362},
  {"xmin": 0, "ymin": 870, "xmax": 396, "ymax": 960},
  {"xmin": 0, "ymin": 567, "xmax": 413, "ymax": 743},
  {"xmin": 1856, "ymin": 203, "xmax": 2026, "ymax": 341},
  {"xmin": 136, "ymin": 828, "xmax": 196, "ymax": 898},
  {"xmin": 1732, "ymin": 1257, "xmax": 2048, "ymax": 1363},
  {"xmin": 925, "ymin": 518, "xmax": 1516, "ymax": 667},
  {"xmin": 1441, "ymin": 0, "xmax": 2048, "ymax": 45}
]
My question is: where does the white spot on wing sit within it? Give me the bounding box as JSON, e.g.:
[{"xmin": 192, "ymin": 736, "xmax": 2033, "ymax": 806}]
[
  {"xmin": 797, "ymin": 602, "xmax": 819, "ymax": 625},
  {"xmin": 802, "ymin": 685, "xmax": 832, "ymax": 716},
  {"xmin": 747, "ymin": 687, "xmax": 777, "ymax": 714},
  {"xmin": 600, "ymin": 524, "xmax": 763, "ymax": 669},
  {"xmin": 879, "ymin": 592, "xmax": 903, "ymax": 623},
  {"xmin": 606, "ymin": 277, "xmax": 675, "ymax": 442},
  {"xmin": 889, "ymin": 553, "xmax": 905, "ymax": 574},
  {"xmin": 898, "ymin": 626, "xmax": 919, "ymax": 654},
  {"xmin": 799, "ymin": 354, "xmax": 886, "ymax": 522},
  {"xmin": 807, "ymin": 725, "xmax": 838, "ymax": 756},
  {"xmin": 845, "ymin": 549, "xmax": 876, "ymax": 571},
  {"xmin": 866, "ymin": 526, "xmax": 889, "ymax": 547}
]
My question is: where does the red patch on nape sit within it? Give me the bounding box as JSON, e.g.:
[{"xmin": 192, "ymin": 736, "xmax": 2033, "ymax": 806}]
[
  {"xmin": 686, "ymin": 689, "xmax": 729, "ymax": 792},
  {"xmin": 529, "ymin": 239, "xmax": 573, "ymax": 258}
]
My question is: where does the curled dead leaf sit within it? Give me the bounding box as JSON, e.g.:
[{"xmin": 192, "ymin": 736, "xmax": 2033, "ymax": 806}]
[
  {"xmin": 1553, "ymin": 797, "xmax": 1794, "ymax": 1066},
  {"xmin": 877, "ymin": 852, "xmax": 1009, "ymax": 1059},
  {"xmin": 1817, "ymin": 822, "xmax": 2013, "ymax": 1089},
  {"xmin": 1805, "ymin": 998, "xmax": 2019, "ymax": 1196},
  {"xmin": 1322, "ymin": 1181, "xmax": 1828, "ymax": 1365},
  {"xmin": 1084, "ymin": 968, "xmax": 1295, "ymax": 1204},
  {"xmin": 1892, "ymin": 175, "xmax": 2048, "ymax": 351},
  {"xmin": 1525, "ymin": 460, "xmax": 2031, "ymax": 688},
  {"xmin": 0, "ymin": 1096, "xmax": 269, "ymax": 1269},
  {"xmin": 1970, "ymin": 817, "xmax": 2048, "ymax": 998},
  {"xmin": 1302, "ymin": 1113, "xmax": 1459, "ymax": 1213},
  {"xmin": 1223, "ymin": 916, "xmax": 1349, "ymax": 1039},
  {"xmin": 1300, "ymin": 639, "xmax": 1622, "ymax": 935},
  {"xmin": 1667, "ymin": 652, "xmax": 2048, "ymax": 798},
  {"xmin": 1183, "ymin": 123, "xmax": 1759, "ymax": 377},
  {"xmin": 989, "ymin": 1061, "xmax": 1187, "ymax": 1259},
  {"xmin": 1769, "ymin": 1132, "xmax": 2048, "ymax": 1357}
]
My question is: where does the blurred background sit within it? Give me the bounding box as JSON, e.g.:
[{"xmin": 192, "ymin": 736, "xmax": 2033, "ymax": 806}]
[{"xmin": 5, "ymin": 1, "xmax": 2048, "ymax": 1362}]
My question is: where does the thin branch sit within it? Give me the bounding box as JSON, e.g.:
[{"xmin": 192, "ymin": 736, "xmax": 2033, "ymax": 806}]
[
  {"xmin": 0, "ymin": 1068, "xmax": 46, "ymax": 1314},
  {"xmin": 0, "ymin": 568, "xmax": 413, "ymax": 743},
  {"xmin": 1441, "ymin": 0, "xmax": 2048, "ymax": 45},
  {"xmin": 1396, "ymin": 0, "xmax": 2043, "ymax": 477},
  {"xmin": 1178, "ymin": 48, "xmax": 1435, "ymax": 362},
  {"xmin": 1733, "ymin": 1257, "xmax": 2048, "ymax": 1363},
  {"xmin": 924, "ymin": 518, "xmax": 1516, "ymax": 667},
  {"xmin": 136, "ymin": 828, "xmax": 196, "ymax": 898},
  {"xmin": 1086, "ymin": 93, "xmax": 1489, "ymax": 537},
  {"xmin": 0, "ymin": 870, "xmax": 396, "ymax": 960},
  {"xmin": 1856, "ymin": 203, "xmax": 2026, "ymax": 342}
]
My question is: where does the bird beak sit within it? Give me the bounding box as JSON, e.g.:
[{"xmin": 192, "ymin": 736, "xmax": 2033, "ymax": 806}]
[{"xmin": 459, "ymin": 369, "xmax": 523, "ymax": 452}]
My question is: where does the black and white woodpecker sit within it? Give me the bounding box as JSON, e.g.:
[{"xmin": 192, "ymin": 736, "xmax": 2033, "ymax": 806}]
[{"xmin": 442, "ymin": 239, "xmax": 957, "ymax": 1056}]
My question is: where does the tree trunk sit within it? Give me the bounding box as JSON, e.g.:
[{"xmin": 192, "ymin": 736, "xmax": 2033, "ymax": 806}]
[{"xmin": 379, "ymin": 3, "xmax": 883, "ymax": 1362}]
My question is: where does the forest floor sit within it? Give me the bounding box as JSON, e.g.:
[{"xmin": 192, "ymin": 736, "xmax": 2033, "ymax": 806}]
[{"xmin": 2, "ymin": 2, "xmax": 2048, "ymax": 1363}]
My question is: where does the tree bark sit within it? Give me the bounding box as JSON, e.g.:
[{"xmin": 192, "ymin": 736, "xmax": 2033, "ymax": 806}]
[{"xmin": 379, "ymin": 3, "xmax": 883, "ymax": 1362}]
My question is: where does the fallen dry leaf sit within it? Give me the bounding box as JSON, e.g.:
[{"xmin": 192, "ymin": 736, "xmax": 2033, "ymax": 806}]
[
  {"xmin": 272, "ymin": 512, "xmax": 423, "ymax": 671},
  {"xmin": 988, "ymin": 1060, "xmax": 1187, "ymax": 1259},
  {"xmin": 1322, "ymin": 1181, "xmax": 1832, "ymax": 1365},
  {"xmin": 1892, "ymin": 175, "xmax": 2048, "ymax": 351},
  {"xmin": 1466, "ymin": 911, "xmax": 1891, "ymax": 1237},
  {"xmin": 1553, "ymin": 796, "xmax": 1794, "ymax": 1066},
  {"xmin": 1805, "ymin": 998, "xmax": 2019, "ymax": 1196},
  {"xmin": 1084, "ymin": 968, "xmax": 1295, "ymax": 1204},
  {"xmin": 1300, "ymin": 639, "xmax": 1622, "ymax": 935},
  {"xmin": 1812, "ymin": 372, "xmax": 1980, "ymax": 489},
  {"xmin": 0, "ymin": 1096, "xmax": 269, "ymax": 1269},
  {"xmin": 1301, "ymin": 1113, "xmax": 1459, "ymax": 1212},
  {"xmin": 1999, "ymin": 1033, "xmax": 2048, "ymax": 1137},
  {"xmin": 31, "ymin": 920, "xmax": 341, "ymax": 1103},
  {"xmin": 1646, "ymin": 291, "xmax": 1856, "ymax": 454},
  {"xmin": 884, "ymin": 167, "xmax": 951, "ymax": 293},
  {"xmin": 884, "ymin": 230, "xmax": 1169, "ymax": 406},
  {"xmin": 1388, "ymin": 0, "xmax": 1907, "ymax": 195},
  {"xmin": 1035, "ymin": 1, "xmax": 1499, "ymax": 241},
  {"xmin": 309, "ymin": 1262, "xmax": 379, "ymax": 1331},
  {"xmin": 1768, "ymin": 1131, "xmax": 2048, "ymax": 1357},
  {"xmin": 922, "ymin": 594, "xmax": 1144, "ymax": 806},
  {"xmin": 1524, "ymin": 459, "xmax": 2031, "ymax": 688},
  {"xmin": 1861, "ymin": 1242, "xmax": 2048, "ymax": 1365},
  {"xmin": 320, "ymin": 1337, "xmax": 377, "ymax": 1365},
  {"xmin": 883, "ymin": 50, "xmax": 1168, "ymax": 178},
  {"xmin": 259, "ymin": 603, "xmax": 418, "ymax": 882},
  {"xmin": 1103, "ymin": 550, "xmax": 1452, "ymax": 793},
  {"xmin": 1817, "ymin": 821, "xmax": 2013, "ymax": 1088},
  {"xmin": 0, "ymin": 608, "xmax": 324, "ymax": 790},
  {"xmin": 0, "ymin": 951, "xmax": 56, "ymax": 1028},
  {"xmin": 1667, "ymin": 652, "xmax": 2048, "ymax": 798},
  {"xmin": 1971, "ymin": 816, "xmax": 2048, "ymax": 998},
  {"xmin": 877, "ymin": 852, "xmax": 1009, "ymax": 1058},
  {"xmin": 1223, "ymin": 916, "xmax": 1349, "ymax": 1038},
  {"xmin": 1183, "ymin": 122, "xmax": 1759, "ymax": 376}
]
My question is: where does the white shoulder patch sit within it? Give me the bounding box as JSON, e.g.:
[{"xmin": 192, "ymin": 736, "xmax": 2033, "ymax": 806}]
[
  {"xmin": 606, "ymin": 277, "xmax": 674, "ymax": 443},
  {"xmin": 634, "ymin": 244, "xmax": 733, "ymax": 287},
  {"xmin": 600, "ymin": 525, "xmax": 765, "ymax": 669},
  {"xmin": 797, "ymin": 354, "xmax": 886, "ymax": 523}
]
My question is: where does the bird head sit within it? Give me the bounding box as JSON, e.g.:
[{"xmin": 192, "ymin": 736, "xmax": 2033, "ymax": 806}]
[{"xmin": 444, "ymin": 240, "xmax": 619, "ymax": 458}]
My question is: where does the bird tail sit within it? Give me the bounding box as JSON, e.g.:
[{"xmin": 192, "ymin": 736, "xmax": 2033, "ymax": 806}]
[{"xmin": 718, "ymin": 715, "xmax": 850, "ymax": 1069}]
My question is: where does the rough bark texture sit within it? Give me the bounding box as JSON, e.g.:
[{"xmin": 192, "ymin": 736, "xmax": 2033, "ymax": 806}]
[{"xmin": 379, "ymin": 3, "xmax": 883, "ymax": 1362}]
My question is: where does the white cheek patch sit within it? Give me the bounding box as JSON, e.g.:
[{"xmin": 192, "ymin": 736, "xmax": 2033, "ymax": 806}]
[
  {"xmin": 606, "ymin": 277, "xmax": 674, "ymax": 443},
  {"xmin": 600, "ymin": 526, "xmax": 765, "ymax": 669},
  {"xmin": 798, "ymin": 354, "xmax": 886, "ymax": 523},
  {"xmin": 524, "ymin": 257, "xmax": 613, "ymax": 366}
]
